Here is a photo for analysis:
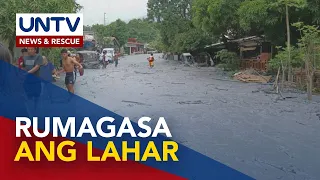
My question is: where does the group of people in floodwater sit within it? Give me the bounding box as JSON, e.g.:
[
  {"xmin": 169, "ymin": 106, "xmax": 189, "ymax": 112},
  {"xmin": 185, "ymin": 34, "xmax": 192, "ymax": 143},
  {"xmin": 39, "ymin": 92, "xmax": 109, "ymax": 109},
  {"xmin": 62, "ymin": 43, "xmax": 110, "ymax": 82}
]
[
  {"xmin": 0, "ymin": 43, "xmax": 84, "ymax": 118},
  {"xmin": 98, "ymin": 50, "xmax": 121, "ymax": 68},
  {"xmin": 0, "ymin": 44, "xmax": 157, "ymax": 100},
  {"xmin": 17, "ymin": 47, "xmax": 82, "ymax": 94},
  {"xmin": 0, "ymin": 44, "xmax": 82, "ymax": 101},
  {"xmin": 0, "ymin": 43, "xmax": 158, "ymax": 118}
]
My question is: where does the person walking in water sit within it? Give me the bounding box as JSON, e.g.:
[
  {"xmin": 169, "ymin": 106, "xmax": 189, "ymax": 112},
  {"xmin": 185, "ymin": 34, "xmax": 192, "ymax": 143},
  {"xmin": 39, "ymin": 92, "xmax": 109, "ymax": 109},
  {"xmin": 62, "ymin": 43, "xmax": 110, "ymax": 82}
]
[
  {"xmin": 22, "ymin": 47, "xmax": 43, "ymax": 116},
  {"xmin": 114, "ymin": 51, "xmax": 120, "ymax": 67},
  {"xmin": 148, "ymin": 53, "xmax": 155, "ymax": 68},
  {"xmin": 102, "ymin": 50, "xmax": 108, "ymax": 68},
  {"xmin": 60, "ymin": 49, "xmax": 83, "ymax": 94},
  {"xmin": 39, "ymin": 56, "xmax": 57, "ymax": 100}
]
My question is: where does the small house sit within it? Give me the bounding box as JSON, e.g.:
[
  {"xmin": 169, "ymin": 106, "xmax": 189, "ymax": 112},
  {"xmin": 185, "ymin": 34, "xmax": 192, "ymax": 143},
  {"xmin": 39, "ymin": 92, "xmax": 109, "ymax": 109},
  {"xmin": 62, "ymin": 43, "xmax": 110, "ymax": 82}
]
[
  {"xmin": 203, "ymin": 36, "xmax": 272, "ymax": 71},
  {"xmin": 125, "ymin": 38, "xmax": 145, "ymax": 55},
  {"xmin": 235, "ymin": 36, "xmax": 272, "ymax": 72}
]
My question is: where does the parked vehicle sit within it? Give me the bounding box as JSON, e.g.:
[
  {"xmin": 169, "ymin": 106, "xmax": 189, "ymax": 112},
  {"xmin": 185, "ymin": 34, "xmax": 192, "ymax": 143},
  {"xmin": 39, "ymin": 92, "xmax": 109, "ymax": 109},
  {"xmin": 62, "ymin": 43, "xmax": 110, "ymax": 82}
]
[
  {"xmin": 181, "ymin": 53, "xmax": 195, "ymax": 64},
  {"xmin": 194, "ymin": 52, "xmax": 214, "ymax": 67},
  {"xmin": 77, "ymin": 50, "xmax": 101, "ymax": 69},
  {"xmin": 102, "ymin": 48, "xmax": 115, "ymax": 64}
]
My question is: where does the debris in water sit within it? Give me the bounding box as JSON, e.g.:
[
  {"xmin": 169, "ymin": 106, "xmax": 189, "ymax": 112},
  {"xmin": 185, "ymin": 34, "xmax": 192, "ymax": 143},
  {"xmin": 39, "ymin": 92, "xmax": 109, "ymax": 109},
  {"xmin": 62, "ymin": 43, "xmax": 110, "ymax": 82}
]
[
  {"xmin": 215, "ymin": 87, "xmax": 228, "ymax": 91},
  {"xmin": 234, "ymin": 69, "xmax": 272, "ymax": 83},
  {"xmin": 134, "ymin": 71, "xmax": 154, "ymax": 75},
  {"xmin": 280, "ymin": 108, "xmax": 294, "ymax": 113},
  {"xmin": 178, "ymin": 100, "xmax": 205, "ymax": 105},
  {"xmin": 217, "ymin": 99, "xmax": 227, "ymax": 103},
  {"xmin": 296, "ymin": 121, "xmax": 306, "ymax": 126},
  {"xmin": 171, "ymin": 82, "xmax": 185, "ymax": 85},
  {"xmin": 122, "ymin": 100, "xmax": 151, "ymax": 106},
  {"xmin": 160, "ymin": 94, "xmax": 181, "ymax": 97}
]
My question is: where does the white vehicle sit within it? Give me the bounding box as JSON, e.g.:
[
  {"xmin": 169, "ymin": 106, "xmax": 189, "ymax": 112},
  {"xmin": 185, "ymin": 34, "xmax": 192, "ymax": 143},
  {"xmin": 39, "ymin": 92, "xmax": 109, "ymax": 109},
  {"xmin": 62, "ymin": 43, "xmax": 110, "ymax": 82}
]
[
  {"xmin": 102, "ymin": 48, "xmax": 115, "ymax": 63},
  {"xmin": 181, "ymin": 53, "xmax": 195, "ymax": 64}
]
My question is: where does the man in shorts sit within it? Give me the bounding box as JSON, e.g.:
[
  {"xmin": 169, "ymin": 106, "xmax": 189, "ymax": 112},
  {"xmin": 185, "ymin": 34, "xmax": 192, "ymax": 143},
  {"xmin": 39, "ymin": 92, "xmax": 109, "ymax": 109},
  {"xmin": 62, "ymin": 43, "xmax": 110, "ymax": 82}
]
[
  {"xmin": 114, "ymin": 51, "xmax": 120, "ymax": 67},
  {"xmin": 22, "ymin": 47, "xmax": 43, "ymax": 115},
  {"xmin": 60, "ymin": 49, "xmax": 83, "ymax": 93}
]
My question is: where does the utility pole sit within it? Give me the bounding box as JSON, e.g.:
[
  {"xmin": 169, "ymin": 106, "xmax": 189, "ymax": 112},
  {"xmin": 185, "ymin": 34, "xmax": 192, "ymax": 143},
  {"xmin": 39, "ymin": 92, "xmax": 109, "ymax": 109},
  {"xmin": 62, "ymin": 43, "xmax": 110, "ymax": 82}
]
[{"xmin": 104, "ymin": 13, "xmax": 106, "ymax": 26}]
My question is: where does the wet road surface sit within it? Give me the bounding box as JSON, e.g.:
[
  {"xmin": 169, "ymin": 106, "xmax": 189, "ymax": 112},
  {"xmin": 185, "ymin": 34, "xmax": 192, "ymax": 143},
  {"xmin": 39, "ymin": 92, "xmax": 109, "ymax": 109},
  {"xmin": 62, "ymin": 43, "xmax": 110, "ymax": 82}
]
[{"xmin": 56, "ymin": 54, "xmax": 320, "ymax": 180}]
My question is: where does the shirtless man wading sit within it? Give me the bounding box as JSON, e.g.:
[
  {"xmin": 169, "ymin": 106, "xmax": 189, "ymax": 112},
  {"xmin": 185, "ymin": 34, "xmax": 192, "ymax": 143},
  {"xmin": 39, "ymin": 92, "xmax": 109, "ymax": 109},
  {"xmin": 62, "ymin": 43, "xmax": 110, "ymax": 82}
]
[{"xmin": 60, "ymin": 49, "xmax": 83, "ymax": 93}]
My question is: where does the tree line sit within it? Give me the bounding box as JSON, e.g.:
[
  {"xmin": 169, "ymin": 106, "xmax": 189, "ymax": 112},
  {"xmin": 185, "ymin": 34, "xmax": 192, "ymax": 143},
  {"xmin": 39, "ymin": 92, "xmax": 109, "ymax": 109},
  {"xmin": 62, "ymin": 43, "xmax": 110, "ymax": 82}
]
[
  {"xmin": 89, "ymin": 19, "xmax": 159, "ymax": 49},
  {"xmin": 147, "ymin": 0, "xmax": 320, "ymax": 100},
  {"xmin": 0, "ymin": 0, "xmax": 318, "ymax": 99},
  {"xmin": 147, "ymin": 0, "xmax": 319, "ymax": 53}
]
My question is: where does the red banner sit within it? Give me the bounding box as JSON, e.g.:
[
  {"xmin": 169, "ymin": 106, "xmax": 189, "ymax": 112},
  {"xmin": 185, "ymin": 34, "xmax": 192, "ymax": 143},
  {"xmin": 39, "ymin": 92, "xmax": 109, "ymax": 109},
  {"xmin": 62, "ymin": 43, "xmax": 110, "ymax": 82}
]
[{"xmin": 16, "ymin": 36, "xmax": 84, "ymax": 48}]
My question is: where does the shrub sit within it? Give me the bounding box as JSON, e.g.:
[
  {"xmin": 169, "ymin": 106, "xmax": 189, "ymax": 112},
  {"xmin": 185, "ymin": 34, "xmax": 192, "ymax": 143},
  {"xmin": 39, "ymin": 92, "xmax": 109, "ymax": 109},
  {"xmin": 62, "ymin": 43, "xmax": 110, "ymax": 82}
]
[
  {"xmin": 215, "ymin": 49, "xmax": 240, "ymax": 71},
  {"xmin": 268, "ymin": 46, "xmax": 303, "ymax": 72}
]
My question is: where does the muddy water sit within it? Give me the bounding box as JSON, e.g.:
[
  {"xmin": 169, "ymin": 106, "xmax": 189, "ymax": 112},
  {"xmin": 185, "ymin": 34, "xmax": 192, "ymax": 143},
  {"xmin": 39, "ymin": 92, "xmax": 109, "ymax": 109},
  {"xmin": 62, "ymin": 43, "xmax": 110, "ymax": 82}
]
[{"xmin": 55, "ymin": 54, "xmax": 320, "ymax": 180}]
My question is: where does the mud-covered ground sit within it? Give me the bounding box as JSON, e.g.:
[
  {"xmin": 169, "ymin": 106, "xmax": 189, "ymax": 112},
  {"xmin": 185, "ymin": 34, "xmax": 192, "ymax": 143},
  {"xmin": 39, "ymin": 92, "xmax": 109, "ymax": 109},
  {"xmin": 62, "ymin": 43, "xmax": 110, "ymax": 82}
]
[{"xmin": 56, "ymin": 54, "xmax": 320, "ymax": 180}]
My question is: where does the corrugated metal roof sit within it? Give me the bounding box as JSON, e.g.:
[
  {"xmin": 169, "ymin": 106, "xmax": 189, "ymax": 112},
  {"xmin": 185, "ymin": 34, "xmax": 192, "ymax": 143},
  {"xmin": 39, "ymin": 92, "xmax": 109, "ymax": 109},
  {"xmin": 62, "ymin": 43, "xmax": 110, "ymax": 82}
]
[{"xmin": 204, "ymin": 35, "xmax": 266, "ymax": 49}]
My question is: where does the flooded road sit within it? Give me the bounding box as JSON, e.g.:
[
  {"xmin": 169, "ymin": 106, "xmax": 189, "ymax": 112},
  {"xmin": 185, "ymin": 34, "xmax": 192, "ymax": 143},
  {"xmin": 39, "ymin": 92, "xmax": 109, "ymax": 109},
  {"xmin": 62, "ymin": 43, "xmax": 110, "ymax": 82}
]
[{"xmin": 57, "ymin": 54, "xmax": 320, "ymax": 180}]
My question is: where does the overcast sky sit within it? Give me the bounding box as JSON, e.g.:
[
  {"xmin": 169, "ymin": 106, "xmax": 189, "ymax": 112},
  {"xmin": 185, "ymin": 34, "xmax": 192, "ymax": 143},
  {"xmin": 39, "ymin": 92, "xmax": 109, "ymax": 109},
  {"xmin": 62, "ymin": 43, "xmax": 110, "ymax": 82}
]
[{"xmin": 76, "ymin": 0, "xmax": 148, "ymax": 25}]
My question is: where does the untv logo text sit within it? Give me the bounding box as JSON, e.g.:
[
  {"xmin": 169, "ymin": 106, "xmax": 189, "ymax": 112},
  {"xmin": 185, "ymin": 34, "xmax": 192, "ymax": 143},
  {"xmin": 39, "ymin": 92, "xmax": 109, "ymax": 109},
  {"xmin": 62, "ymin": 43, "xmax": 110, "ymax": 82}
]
[
  {"xmin": 16, "ymin": 13, "xmax": 83, "ymax": 36},
  {"xmin": 16, "ymin": 13, "xmax": 84, "ymax": 47}
]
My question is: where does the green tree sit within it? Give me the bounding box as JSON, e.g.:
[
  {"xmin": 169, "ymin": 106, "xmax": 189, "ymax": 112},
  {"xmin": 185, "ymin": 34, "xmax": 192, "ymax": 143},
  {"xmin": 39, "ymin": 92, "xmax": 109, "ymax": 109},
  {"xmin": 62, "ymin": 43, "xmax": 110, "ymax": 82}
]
[
  {"xmin": 127, "ymin": 18, "xmax": 159, "ymax": 43},
  {"xmin": 215, "ymin": 49, "xmax": 240, "ymax": 71},
  {"xmin": 272, "ymin": 0, "xmax": 306, "ymax": 81},
  {"xmin": 193, "ymin": 0, "xmax": 245, "ymax": 40},
  {"xmin": 172, "ymin": 28, "xmax": 213, "ymax": 53},
  {"xmin": 238, "ymin": 0, "xmax": 307, "ymax": 81},
  {"xmin": 268, "ymin": 46, "xmax": 303, "ymax": 71},
  {"xmin": 105, "ymin": 19, "xmax": 129, "ymax": 47},
  {"xmin": 148, "ymin": 33, "xmax": 166, "ymax": 51},
  {"xmin": 293, "ymin": 22, "xmax": 320, "ymax": 100},
  {"xmin": 92, "ymin": 18, "xmax": 159, "ymax": 50},
  {"xmin": 307, "ymin": 0, "xmax": 320, "ymax": 24},
  {"xmin": 91, "ymin": 24, "xmax": 106, "ymax": 46},
  {"xmin": 147, "ymin": 0, "xmax": 195, "ymax": 51}
]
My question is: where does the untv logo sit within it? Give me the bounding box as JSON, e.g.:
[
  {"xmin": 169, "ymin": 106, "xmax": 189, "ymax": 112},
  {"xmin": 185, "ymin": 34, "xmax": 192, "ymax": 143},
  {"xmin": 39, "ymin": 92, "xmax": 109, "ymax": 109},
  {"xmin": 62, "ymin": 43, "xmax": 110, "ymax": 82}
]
[{"xmin": 16, "ymin": 13, "xmax": 84, "ymax": 47}]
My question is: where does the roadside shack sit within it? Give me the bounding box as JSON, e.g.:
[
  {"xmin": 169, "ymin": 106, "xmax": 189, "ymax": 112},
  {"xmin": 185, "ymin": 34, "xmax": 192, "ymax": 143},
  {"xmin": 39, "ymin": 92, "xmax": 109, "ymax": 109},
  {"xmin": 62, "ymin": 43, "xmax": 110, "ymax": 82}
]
[{"xmin": 236, "ymin": 36, "xmax": 272, "ymax": 72}]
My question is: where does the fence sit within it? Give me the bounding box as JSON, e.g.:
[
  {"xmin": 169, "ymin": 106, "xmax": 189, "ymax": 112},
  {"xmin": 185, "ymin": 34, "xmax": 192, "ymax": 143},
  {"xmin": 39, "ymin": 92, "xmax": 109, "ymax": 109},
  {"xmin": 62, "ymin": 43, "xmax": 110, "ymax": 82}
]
[
  {"xmin": 240, "ymin": 60, "xmax": 268, "ymax": 72},
  {"xmin": 240, "ymin": 53, "xmax": 270, "ymax": 72},
  {"xmin": 293, "ymin": 69, "xmax": 320, "ymax": 88}
]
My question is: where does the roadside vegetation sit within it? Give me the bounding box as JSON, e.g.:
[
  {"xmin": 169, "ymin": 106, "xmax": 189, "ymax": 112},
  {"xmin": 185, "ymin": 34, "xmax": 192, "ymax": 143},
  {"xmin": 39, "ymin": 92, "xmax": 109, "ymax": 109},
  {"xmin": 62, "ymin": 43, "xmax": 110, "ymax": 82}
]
[
  {"xmin": 90, "ymin": 19, "xmax": 159, "ymax": 54},
  {"xmin": 214, "ymin": 50, "xmax": 240, "ymax": 76},
  {"xmin": 0, "ymin": 0, "xmax": 319, "ymax": 100},
  {"xmin": 146, "ymin": 0, "xmax": 320, "ymax": 100}
]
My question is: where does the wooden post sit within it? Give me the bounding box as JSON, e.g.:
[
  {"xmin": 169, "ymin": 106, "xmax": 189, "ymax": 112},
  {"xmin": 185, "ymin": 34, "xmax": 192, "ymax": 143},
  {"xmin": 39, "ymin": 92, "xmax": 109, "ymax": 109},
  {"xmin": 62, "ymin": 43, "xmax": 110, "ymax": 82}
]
[{"xmin": 240, "ymin": 47, "xmax": 243, "ymax": 69}]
